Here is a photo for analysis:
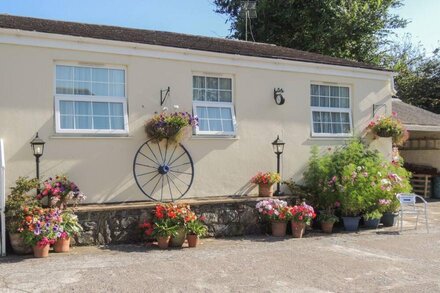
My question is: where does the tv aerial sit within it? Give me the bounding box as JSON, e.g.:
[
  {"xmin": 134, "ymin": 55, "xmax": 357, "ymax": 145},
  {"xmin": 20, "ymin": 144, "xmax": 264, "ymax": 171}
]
[{"xmin": 240, "ymin": 1, "xmax": 257, "ymax": 41}]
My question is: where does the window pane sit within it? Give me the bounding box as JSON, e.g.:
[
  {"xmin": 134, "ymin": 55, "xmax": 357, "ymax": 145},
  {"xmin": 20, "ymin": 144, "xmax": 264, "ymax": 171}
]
[
  {"xmin": 93, "ymin": 102, "xmax": 109, "ymax": 116},
  {"xmin": 332, "ymin": 124, "xmax": 342, "ymax": 133},
  {"xmin": 56, "ymin": 66, "xmax": 73, "ymax": 80},
  {"xmin": 74, "ymin": 82, "xmax": 92, "ymax": 95},
  {"xmin": 342, "ymin": 124, "xmax": 351, "ymax": 133},
  {"xmin": 319, "ymin": 85, "xmax": 329, "ymax": 96},
  {"xmin": 320, "ymin": 97, "xmax": 329, "ymax": 107},
  {"xmin": 219, "ymin": 78, "xmax": 231, "ymax": 90},
  {"xmin": 196, "ymin": 106, "xmax": 207, "ymax": 119},
  {"xmin": 92, "ymin": 83, "xmax": 108, "ymax": 96},
  {"xmin": 330, "ymin": 98, "xmax": 339, "ymax": 108},
  {"xmin": 109, "ymin": 69, "xmax": 125, "ymax": 83},
  {"xmin": 322, "ymin": 123, "xmax": 331, "ymax": 133},
  {"xmin": 340, "ymin": 87, "xmax": 349, "ymax": 97},
  {"xmin": 75, "ymin": 101, "xmax": 91, "ymax": 115},
  {"xmin": 109, "ymin": 84, "xmax": 125, "ymax": 97},
  {"xmin": 210, "ymin": 120, "xmax": 222, "ymax": 131},
  {"xmin": 219, "ymin": 91, "xmax": 232, "ymax": 102},
  {"xmin": 198, "ymin": 119, "xmax": 209, "ymax": 131},
  {"xmin": 322, "ymin": 112, "xmax": 331, "ymax": 122},
  {"xmin": 110, "ymin": 117, "xmax": 125, "ymax": 130},
  {"xmin": 330, "ymin": 86, "xmax": 339, "ymax": 97},
  {"xmin": 340, "ymin": 98, "xmax": 350, "ymax": 108},
  {"xmin": 206, "ymin": 90, "xmax": 218, "ymax": 102},
  {"xmin": 193, "ymin": 89, "xmax": 205, "ymax": 101},
  {"xmin": 110, "ymin": 103, "xmax": 124, "ymax": 116},
  {"xmin": 341, "ymin": 113, "xmax": 350, "ymax": 122},
  {"xmin": 60, "ymin": 101, "xmax": 74, "ymax": 115},
  {"xmin": 75, "ymin": 116, "xmax": 92, "ymax": 129},
  {"xmin": 60, "ymin": 115, "xmax": 74, "ymax": 129},
  {"xmin": 207, "ymin": 77, "xmax": 218, "ymax": 89},
  {"xmin": 311, "ymin": 96, "xmax": 319, "ymax": 106},
  {"xmin": 56, "ymin": 81, "xmax": 74, "ymax": 95},
  {"xmin": 74, "ymin": 67, "xmax": 91, "ymax": 81},
  {"xmin": 312, "ymin": 112, "xmax": 321, "ymax": 122},
  {"xmin": 193, "ymin": 76, "xmax": 205, "ymax": 89},
  {"xmin": 92, "ymin": 68, "xmax": 108, "ymax": 82},
  {"xmin": 331, "ymin": 112, "xmax": 341, "ymax": 122},
  {"xmin": 313, "ymin": 123, "xmax": 321, "ymax": 133},
  {"xmin": 207, "ymin": 107, "xmax": 221, "ymax": 119},
  {"xmin": 311, "ymin": 84, "xmax": 319, "ymax": 95},
  {"xmin": 220, "ymin": 108, "xmax": 232, "ymax": 120},
  {"xmin": 93, "ymin": 117, "xmax": 110, "ymax": 129},
  {"xmin": 222, "ymin": 120, "xmax": 234, "ymax": 132}
]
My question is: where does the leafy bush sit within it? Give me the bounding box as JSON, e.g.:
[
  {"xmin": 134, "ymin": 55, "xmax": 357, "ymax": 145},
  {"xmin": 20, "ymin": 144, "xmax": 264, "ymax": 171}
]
[{"xmin": 303, "ymin": 140, "xmax": 411, "ymax": 217}]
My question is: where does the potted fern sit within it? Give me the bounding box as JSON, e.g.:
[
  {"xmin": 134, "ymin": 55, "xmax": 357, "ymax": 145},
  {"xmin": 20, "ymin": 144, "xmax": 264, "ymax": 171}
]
[{"xmin": 186, "ymin": 218, "xmax": 208, "ymax": 248}]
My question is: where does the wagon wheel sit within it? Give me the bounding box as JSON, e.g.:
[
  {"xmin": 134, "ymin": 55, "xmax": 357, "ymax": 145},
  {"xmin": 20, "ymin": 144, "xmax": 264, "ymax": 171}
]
[{"xmin": 133, "ymin": 138, "xmax": 194, "ymax": 201}]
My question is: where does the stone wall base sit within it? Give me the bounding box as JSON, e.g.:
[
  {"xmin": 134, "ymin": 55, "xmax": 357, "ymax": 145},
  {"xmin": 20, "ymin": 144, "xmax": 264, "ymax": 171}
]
[{"xmin": 74, "ymin": 196, "xmax": 296, "ymax": 246}]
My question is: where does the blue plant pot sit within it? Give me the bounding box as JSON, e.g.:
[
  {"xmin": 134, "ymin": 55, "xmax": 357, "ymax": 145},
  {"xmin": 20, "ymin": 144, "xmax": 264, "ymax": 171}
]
[
  {"xmin": 381, "ymin": 212, "xmax": 398, "ymax": 227},
  {"xmin": 342, "ymin": 216, "xmax": 361, "ymax": 231},
  {"xmin": 364, "ymin": 218, "xmax": 380, "ymax": 229}
]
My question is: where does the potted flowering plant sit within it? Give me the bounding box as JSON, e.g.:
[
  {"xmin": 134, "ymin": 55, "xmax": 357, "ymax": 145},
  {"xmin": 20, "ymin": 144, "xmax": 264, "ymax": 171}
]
[
  {"xmin": 251, "ymin": 172, "xmax": 281, "ymax": 197},
  {"xmin": 53, "ymin": 211, "xmax": 83, "ymax": 253},
  {"xmin": 37, "ymin": 175, "xmax": 85, "ymax": 209},
  {"xmin": 185, "ymin": 217, "xmax": 208, "ymax": 248},
  {"xmin": 152, "ymin": 218, "xmax": 179, "ymax": 249},
  {"xmin": 20, "ymin": 208, "xmax": 61, "ymax": 258},
  {"xmin": 255, "ymin": 199, "xmax": 289, "ymax": 237},
  {"xmin": 5, "ymin": 177, "xmax": 40, "ymax": 254},
  {"xmin": 287, "ymin": 203, "xmax": 316, "ymax": 238},
  {"xmin": 378, "ymin": 198, "xmax": 400, "ymax": 227},
  {"xmin": 317, "ymin": 212, "xmax": 339, "ymax": 233},
  {"xmin": 363, "ymin": 210, "xmax": 383, "ymax": 229},
  {"xmin": 368, "ymin": 113, "xmax": 408, "ymax": 146},
  {"xmin": 145, "ymin": 111, "xmax": 198, "ymax": 143}
]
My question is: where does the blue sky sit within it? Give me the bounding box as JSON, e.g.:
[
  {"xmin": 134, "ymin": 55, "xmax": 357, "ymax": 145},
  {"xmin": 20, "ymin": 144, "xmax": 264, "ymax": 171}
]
[{"xmin": 0, "ymin": 0, "xmax": 438, "ymax": 53}]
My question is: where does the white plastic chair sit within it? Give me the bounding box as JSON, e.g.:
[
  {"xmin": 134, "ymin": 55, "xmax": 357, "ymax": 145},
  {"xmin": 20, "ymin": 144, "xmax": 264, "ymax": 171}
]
[{"xmin": 396, "ymin": 193, "xmax": 429, "ymax": 233}]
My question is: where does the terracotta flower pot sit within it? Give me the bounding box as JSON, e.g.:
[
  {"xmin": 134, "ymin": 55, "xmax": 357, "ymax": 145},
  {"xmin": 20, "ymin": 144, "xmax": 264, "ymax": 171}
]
[
  {"xmin": 271, "ymin": 221, "xmax": 287, "ymax": 237},
  {"xmin": 187, "ymin": 234, "xmax": 199, "ymax": 248},
  {"xmin": 321, "ymin": 221, "xmax": 334, "ymax": 233},
  {"xmin": 258, "ymin": 184, "xmax": 274, "ymax": 197},
  {"xmin": 9, "ymin": 233, "xmax": 32, "ymax": 255},
  {"xmin": 157, "ymin": 236, "xmax": 170, "ymax": 249},
  {"xmin": 54, "ymin": 237, "xmax": 70, "ymax": 253},
  {"xmin": 291, "ymin": 221, "xmax": 306, "ymax": 238},
  {"xmin": 33, "ymin": 244, "xmax": 50, "ymax": 258},
  {"xmin": 169, "ymin": 228, "xmax": 187, "ymax": 247}
]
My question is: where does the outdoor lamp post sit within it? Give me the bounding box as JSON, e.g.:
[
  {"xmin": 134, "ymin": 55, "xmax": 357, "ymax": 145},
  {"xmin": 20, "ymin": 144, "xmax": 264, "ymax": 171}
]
[
  {"xmin": 30, "ymin": 132, "xmax": 45, "ymax": 181},
  {"xmin": 271, "ymin": 135, "xmax": 285, "ymax": 196}
]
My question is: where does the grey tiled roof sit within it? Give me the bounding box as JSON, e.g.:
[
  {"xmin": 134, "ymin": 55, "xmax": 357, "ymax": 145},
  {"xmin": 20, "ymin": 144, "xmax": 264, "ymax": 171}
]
[
  {"xmin": 0, "ymin": 14, "xmax": 390, "ymax": 72},
  {"xmin": 392, "ymin": 99, "xmax": 440, "ymax": 126}
]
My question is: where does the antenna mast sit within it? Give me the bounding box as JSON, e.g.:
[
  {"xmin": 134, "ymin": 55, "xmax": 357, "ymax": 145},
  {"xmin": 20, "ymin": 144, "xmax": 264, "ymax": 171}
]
[{"xmin": 240, "ymin": 1, "xmax": 257, "ymax": 42}]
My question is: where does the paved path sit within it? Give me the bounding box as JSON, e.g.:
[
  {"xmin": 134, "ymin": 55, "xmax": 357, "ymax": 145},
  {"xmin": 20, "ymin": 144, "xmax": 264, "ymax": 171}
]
[{"xmin": 1, "ymin": 202, "xmax": 440, "ymax": 293}]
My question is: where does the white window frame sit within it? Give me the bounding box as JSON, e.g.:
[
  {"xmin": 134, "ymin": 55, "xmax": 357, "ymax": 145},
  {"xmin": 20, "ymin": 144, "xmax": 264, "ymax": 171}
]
[
  {"xmin": 54, "ymin": 63, "xmax": 129, "ymax": 134},
  {"xmin": 192, "ymin": 74, "xmax": 236, "ymax": 136},
  {"xmin": 310, "ymin": 83, "xmax": 353, "ymax": 137}
]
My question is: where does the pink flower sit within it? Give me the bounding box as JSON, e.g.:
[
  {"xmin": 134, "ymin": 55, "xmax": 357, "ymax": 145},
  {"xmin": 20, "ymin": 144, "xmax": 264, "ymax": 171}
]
[{"xmin": 334, "ymin": 201, "xmax": 341, "ymax": 208}]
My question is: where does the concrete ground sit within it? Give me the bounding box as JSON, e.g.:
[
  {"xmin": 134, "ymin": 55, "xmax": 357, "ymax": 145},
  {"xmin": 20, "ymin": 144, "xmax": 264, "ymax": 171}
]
[{"xmin": 1, "ymin": 202, "xmax": 439, "ymax": 293}]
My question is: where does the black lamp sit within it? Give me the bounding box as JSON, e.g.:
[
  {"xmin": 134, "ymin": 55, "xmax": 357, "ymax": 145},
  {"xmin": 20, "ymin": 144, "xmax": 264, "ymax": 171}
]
[
  {"xmin": 30, "ymin": 132, "xmax": 45, "ymax": 181},
  {"xmin": 272, "ymin": 135, "xmax": 285, "ymax": 196}
]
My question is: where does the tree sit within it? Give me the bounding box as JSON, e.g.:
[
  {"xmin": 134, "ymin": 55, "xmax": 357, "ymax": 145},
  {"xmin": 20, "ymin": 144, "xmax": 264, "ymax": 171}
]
[{"xmin": 214, "ymin": 0, "xmax": 407, "ymax": 64}]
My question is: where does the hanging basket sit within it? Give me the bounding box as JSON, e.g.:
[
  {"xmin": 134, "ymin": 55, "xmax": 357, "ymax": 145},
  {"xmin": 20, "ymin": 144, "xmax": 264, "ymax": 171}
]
[
  {"xmin": 374, "ymin": 129, "xmax": 394, "ymax": 138},
  {"xmin": 144, "ymin": 112, "xmax": 197, "ymax": 143}
]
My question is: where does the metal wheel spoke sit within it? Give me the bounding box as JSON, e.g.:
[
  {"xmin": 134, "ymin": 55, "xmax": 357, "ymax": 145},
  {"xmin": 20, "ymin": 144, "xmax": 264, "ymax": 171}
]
[
  {"xmin": 139, "ymin": 152, "xmax": 160, "ymax": 166},
  {"xmin": 169, "ymin": 171, "xmax": 190, "ymax": 187},
  {"xmin": 141, "ymin": 172, "xmax": 160, "ymax": 188},
  {"xmin": 136, "ymin": 170, "xmax": 159, "ymax": 177},
  {"xmin": 146, "ymin": 143, "xmax": 161, "ymax": 165},
  {"xmin": 157, "ymin": 141, "xmax": 164, "ymax": 163},
  {"xmin": 149, "ymin": 175, "xmax": 163, "ymax": 196},
  {"xmin": 170, "ymin": 162, "xmax": 191, "ymax": 169},
  {"xmin": 163, "ymin": 140, "xmax": 169, "ymax": 165},
  {"xmin": 160, "ymin": 175, "xmax": 164, "ymax": 201},
  {"xmin": 166, "ymin": 175, "xmax": 173, "ymax": 201},
  {"xmin": 167, "ymin": 174, "xmax": 184, "ymax": 197},
  {"xmin": 169, "ymin": 170, "xmax": 192, "ymax": 176},
  {"xmin": 166, "ymin": 144, "xmax": 178, "ymax": 165},
  {"xmin": 168, "ymin": 151, "xmax": 186, "ymax": 166},
  {"xmin": 135, "ymin": 162, "xmax": 157, "ymax": 169}
]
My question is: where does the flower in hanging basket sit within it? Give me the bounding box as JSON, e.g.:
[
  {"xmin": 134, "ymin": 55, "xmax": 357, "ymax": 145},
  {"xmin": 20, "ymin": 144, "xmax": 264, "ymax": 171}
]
[
  {"xmin": 145, "ymin": 111, "xmax": 198, "ymax": 142},
  {"xmin": 367, "ymin": 113, "xmax": 408, "ymax": 145}
]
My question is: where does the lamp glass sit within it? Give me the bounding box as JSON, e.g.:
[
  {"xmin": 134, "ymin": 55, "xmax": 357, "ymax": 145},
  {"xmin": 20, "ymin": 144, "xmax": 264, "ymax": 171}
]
[{"xmin": 271, "ymin": 136, "xmax": 285, "ymax": 154}]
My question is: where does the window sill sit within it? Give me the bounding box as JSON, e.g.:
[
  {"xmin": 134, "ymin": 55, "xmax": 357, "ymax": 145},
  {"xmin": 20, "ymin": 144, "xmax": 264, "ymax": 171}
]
[
  {"xmin": 50, "ymin": 134, "xmax": 133, "ymax": 139},
  {"xmin": 190, "ymin": 135, "xmax": 239, "ymax": 140},
  {"xmin": 308, "ymin": 135, "xmax": 353, "ymax": 141}
]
